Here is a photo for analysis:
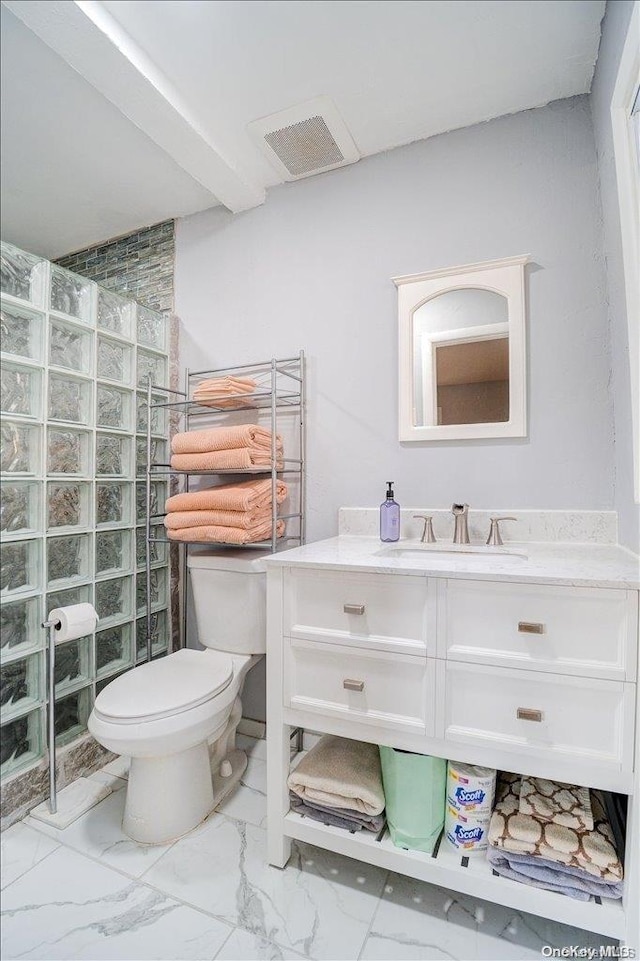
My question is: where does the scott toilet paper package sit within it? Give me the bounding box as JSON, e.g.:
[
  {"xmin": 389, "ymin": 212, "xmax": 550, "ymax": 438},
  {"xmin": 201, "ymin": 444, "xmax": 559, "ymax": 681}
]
[
  {"xmin": 445, "ymin": 761, "xmax": 497, "ymax": 852},
  {"xmin": 445, "ymin": 806, "xmax": 491, "ymax": 851},
  {"xmin": 446, "ymin": 761, "xmax": 496, "ymax": 814}
]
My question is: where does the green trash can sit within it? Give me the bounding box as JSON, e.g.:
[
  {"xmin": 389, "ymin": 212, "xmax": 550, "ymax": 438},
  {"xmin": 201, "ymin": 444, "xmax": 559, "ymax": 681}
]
[{"xmin": 379, "ymin": 746, "xmax": 447, "ymax": 853}]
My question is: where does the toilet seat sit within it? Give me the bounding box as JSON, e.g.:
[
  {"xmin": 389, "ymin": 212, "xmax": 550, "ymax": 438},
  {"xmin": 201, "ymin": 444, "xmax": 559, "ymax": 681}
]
[{"xmin": 93, "ymin": 649, "xmax": 234, "ymax": 724}]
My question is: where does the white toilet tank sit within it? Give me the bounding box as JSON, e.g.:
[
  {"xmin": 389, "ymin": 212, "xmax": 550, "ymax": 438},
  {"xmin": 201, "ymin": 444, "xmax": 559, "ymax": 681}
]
[{"xmin": 187, "ymin": 550, "xmax": 267, "ymax": 655}]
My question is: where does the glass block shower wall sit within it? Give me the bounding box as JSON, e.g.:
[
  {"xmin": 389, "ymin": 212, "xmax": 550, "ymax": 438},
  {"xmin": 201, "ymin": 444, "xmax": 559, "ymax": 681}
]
[{"xmin": 0, "ymin": 241, "xmax": 171, "ymax": 781}]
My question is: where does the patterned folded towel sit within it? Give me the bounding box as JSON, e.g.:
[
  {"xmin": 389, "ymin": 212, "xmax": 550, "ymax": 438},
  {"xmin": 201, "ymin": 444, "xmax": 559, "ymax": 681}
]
[
  {"xmin": 172, "ymin": 424, "xmax": 282, "ymax": 455},
  {"xmin": 519, "ymin": 776, "xmax": 593, "ymax": 831},
  {"xmin": 287, "ymin": 735, "xmax": 385, "ymax": 817},
  {"xmin": 488, "ymin": 773, "xmax": 622, "ymax": 884},
  {"xmin": 165, "ymin": 478, "xmax": 288, "ymax": 514},
  {"xmin": 289, "ymin": 792, "xmax": 386, "ymax": 833},
  {"xmin": 167, "ymin": 518, "xmax": 285, "ymax": 545},
  {"xmin": 487, "ymin": 847, "xmax": 623, "ymax": 901}
]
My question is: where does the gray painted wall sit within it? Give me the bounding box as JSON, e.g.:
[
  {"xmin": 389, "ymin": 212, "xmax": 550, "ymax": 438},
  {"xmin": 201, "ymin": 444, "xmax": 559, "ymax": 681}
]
[
  {"xmin": 176, "ymin": 96, "xmax": 617, "ymax": 721},
  {"xmin": 176, "ymin": 95, "xmax": 613, "ymax": 546},
  {"xmin": 590, "ymin": 0, "xmax": 639, "ymax": 553}
]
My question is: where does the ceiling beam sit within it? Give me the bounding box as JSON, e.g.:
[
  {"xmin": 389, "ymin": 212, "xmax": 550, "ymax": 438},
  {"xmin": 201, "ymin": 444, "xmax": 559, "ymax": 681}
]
[{"xmin": 2, "ymin": 0, "xmax": 265, "ymax": 213}]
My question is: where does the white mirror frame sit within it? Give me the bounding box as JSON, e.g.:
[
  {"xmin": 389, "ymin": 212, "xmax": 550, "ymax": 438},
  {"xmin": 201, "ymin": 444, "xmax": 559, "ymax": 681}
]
[{"xmin": 394, "ymin": 255, "xmax": 529, "ymax": 442}]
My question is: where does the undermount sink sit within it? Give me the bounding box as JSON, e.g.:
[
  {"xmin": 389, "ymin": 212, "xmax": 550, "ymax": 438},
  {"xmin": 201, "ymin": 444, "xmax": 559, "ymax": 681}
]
[{"xmin": 376, "ymin": 542, "xmax": 528, "ymax": 561}]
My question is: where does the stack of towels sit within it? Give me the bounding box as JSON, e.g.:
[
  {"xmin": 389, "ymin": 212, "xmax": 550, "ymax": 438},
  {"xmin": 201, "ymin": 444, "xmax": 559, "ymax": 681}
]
[
  {"xmin": 288, "ymin": 735, "xmax": 386, "ymax": 834},
  {"xmin": 164, "ymin": 476, "xmax": 288, "ymax": 544},
  {"xmin": 171, "ymin": 424, "xmax": 284, "ymax": 472},
  {"xmin": 192, "ymin": 376, "xmax": 258, "ymax": 409},
  {"xmin": 487, "ymin": 772, "xmax": 623, "ymax": 901}
]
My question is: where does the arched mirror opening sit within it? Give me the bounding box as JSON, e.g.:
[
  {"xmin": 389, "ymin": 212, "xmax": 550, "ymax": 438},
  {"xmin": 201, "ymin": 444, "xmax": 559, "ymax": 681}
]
[{"xmin": 395, "ymin": 256, "xmax": 528, "ymax": 442}]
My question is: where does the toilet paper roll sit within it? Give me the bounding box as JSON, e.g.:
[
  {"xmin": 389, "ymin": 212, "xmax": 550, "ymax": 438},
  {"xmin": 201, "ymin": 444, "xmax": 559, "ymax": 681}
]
[
  {"xmin": 446, "ymin": 760, "xmax": 496, "ymax": 815},
  {"xmin": 48, "ymin": 604, "xmax": 98, "ymax": 643},
  {"xmin": 445, "ymin": 804, "xmax": 492, "ymax": 852}
]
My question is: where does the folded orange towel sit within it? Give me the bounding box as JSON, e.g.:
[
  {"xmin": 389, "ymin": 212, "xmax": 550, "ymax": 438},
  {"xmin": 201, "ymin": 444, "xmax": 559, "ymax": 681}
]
[
  {"xmin": 168, "ymin": 518, "xmax": 285, "ymax": 545},
  {"xmin": 165, "ymin": 478, "xmax": 288, "ymax": 513},
  {"xmin": 172, "ymin": 424, "xmax": 282, "ymax": 455},
  {"xmin": 171, "ymin": 449, "xmax": 284, "ymax": 471},
  {"xmin": 165, "ymin": 507, "xmax": 276, "ymax": 530},
  {"xmin": 193, "ymin": 376, "xmax": 257, "ymax": 397},
  {"xmin": 193, "ymin": 377, "xmax": 258, "ymax": 409}
]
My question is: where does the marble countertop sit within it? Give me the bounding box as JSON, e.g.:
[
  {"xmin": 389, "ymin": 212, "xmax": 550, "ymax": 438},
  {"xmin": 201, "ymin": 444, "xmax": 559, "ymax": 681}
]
[{"xmin": 266, "ymin": 535, "xmax": 640, "ymax": 588}]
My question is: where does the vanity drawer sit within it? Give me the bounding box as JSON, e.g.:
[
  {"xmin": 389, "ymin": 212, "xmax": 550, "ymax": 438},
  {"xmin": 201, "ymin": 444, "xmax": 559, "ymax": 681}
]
[
  {"xmin": 440, "ymin": 580, "xmax": 638, "ymax": 680},
  {"xmin": 285, "ymin": 568, "xmax": 430, "ymax": 654},
  {"xmin": 284, "ymin": 636, "xmax": 434, "ymax": 734},
  {"xmin": 442, "ymin": 661, "xmax": 634, "ymax": 771}
]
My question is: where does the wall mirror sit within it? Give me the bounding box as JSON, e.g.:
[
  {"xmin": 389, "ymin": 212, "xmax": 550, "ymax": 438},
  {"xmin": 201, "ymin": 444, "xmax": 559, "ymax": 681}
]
[{"xmin": 394, "ymin": 255, "xmax": 529, "ymax": 441}]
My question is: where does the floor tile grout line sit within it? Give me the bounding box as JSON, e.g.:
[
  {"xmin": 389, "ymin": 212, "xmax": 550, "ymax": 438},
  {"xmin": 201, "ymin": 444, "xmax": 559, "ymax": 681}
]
[
  {"xmin": 2, "ymin": 828, "xmax": 244, "ymax": 937},
  {"xmin": 0, "ymin": 838, "xmax": 62, "ymax": 894},
  {"xmin": 211, "ymin": 922, "xmax": 237, "ymax": 961},
  {"xmin": 23, "ymin": 813, "xmax": 183, "ymax": 888},
  {"xmin": 356, "ymin": 868, "xmax": 392, "ymax": 961}
]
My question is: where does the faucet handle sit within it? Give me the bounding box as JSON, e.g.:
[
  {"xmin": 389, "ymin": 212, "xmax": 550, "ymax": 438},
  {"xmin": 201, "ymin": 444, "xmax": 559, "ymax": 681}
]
[
  {"xmin": 486, "ymin": 516, "xmax": 517, "ymax": 547},
  {"xmin": 413, "ymin": 514, "xmax": 436, "ymax": 543}
]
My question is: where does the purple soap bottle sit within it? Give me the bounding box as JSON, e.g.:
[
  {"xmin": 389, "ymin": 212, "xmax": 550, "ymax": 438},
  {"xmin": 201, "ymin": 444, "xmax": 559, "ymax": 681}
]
[{"xmin": 380, "ymin": 481, "xmax": 400, "ymax": 542}]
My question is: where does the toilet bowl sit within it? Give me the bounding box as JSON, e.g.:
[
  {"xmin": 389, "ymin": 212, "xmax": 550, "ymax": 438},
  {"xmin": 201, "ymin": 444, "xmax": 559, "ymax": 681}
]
[
  {"xmin": 88, "ymin": 551, "xmax": 267, "ymax": 844},
  {"xmin": 89, "ymin": 647, "xmax": 257, "ymax": 843}
]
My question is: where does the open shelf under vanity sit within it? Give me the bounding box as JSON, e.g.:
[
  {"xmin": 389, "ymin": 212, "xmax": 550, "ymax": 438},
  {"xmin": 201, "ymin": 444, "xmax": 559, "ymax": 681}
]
[{"xmin": 283, "ymin": 809, "xmax": 626, "ymax": 939}]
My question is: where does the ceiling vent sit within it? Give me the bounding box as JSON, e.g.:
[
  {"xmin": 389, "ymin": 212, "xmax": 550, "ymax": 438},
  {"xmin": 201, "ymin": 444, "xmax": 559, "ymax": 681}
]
[{"xmin": 247, "ymin": 96, "xmax": 359, "ymax": 181}]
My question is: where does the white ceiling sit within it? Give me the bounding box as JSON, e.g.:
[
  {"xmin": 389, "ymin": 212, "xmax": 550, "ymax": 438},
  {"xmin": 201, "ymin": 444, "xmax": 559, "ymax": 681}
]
[{"xmin": 1, "ymin": 0, "xmax": 605, "ymax": 260}]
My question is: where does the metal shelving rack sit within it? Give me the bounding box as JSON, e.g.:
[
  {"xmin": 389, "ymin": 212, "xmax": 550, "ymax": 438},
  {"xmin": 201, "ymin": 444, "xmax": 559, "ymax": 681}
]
[{"xmin": 143, "ymin": 351, "xmax": 305, "ymax": 662}]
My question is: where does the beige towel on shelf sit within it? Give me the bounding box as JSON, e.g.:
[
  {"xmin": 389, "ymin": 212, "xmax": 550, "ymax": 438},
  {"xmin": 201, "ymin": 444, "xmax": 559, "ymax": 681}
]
[
  {"xmin": 193, "ymin": 377, "xmax": 258, "ymax": 409},
  {"xmin": 519, "ymin": 776, "xmax": 594, "ymax": 832},
  {"xmin": 488, "ymin": 773, "xmax": 622, "ymax": 882},
  {"xmin": 172, "ymin": 424, "xmax": 282, "ymax": 455},
  {"xmin": 171, "ymin": 449, "xmax": 284, "ymax": 471},
  {"xmin": 287, "ymin": 735, "xmax": 385, "ymax": 816},
  {"xmin": 165, "ymin": 478, "xmax": 288, "ymax": 514},
  {"xmin": 168, "ymin": 518, "xmax": 285, "ymax": 545},
  {"xmin": 165, "ymin": 507, "xmax": 276, "ymax": 530}
]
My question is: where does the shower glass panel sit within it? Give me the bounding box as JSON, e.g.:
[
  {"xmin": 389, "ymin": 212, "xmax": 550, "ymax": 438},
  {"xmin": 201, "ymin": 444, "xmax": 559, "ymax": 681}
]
[{"xmin": 0, "ymin": 241, "xmax": 171, "ymax": 780}]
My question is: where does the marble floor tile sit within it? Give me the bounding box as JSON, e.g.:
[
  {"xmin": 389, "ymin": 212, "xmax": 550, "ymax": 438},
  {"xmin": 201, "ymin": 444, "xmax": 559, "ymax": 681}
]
[
  {"xmin": 0, "ymin": 821, "xmax": 60, "ymax": 890},
  {"xmin": 25, "ymin": 788, "xmax": 176, "ymax": 879},
  {"xmin": 236, "ymin": 734, "xmax": 267, "ymax": 762},
  {"xmin": 89, "ymin": 768, "xmax": 128, "ymax": 792},
  {"xmin": 143, "ymin": 814, "xmax": 387, "ymax": 960},
  {"xmin": 217, "ymin": 756, "xmax": 267, "ymax": 828},
  {"xmin": 361, "ymin": 872, "xmax": 617, "ymax": 961},
  {"xmin": 361, "ymin": 872, "xmax": 480, "ymax": 961},
  {"xmin": 214, "ymin": 926, "xmax": 306, "ymax": 960},
  {"xmin": 1, "ymin": 844, "xmax": 233, "ymax": 961},
  {"xmin": 99, "ymin": 755, "xmax": 130, "ymax": 780},
  {"xmin": 474, "ymin": 908, "xmax": 617, "ymax": 960}
]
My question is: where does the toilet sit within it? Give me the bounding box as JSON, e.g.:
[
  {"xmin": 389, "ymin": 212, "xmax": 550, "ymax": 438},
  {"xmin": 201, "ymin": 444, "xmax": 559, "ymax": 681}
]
[{"xmin": 88, "ymin": 551, "xmax": 266, "ymax": 844}]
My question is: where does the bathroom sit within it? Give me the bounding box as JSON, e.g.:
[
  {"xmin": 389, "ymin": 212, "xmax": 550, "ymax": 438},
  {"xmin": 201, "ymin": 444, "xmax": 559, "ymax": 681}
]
[{"xmin": 1, "ymin": 0, "xmax": 639, "ymax": 958}]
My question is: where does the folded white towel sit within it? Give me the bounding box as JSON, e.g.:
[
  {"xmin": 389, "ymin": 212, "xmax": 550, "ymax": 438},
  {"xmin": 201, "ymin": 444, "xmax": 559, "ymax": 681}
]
[{"xmin": 287, "ymin": 735, "xmax": 385, "ymax": 816}]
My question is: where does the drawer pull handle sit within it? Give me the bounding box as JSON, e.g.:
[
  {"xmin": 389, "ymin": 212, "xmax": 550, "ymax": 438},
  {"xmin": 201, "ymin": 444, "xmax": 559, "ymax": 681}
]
[
  {"xmin": 518, "ymin": 621, "xmax": 545, "ymax": 635},
  {"xmin": 517, "ymin": 707, "xmax": 543, "ymax": 722},
  {"xmin": 343, "ymin": 604, "xmax": 365, "ymax": 615},
  {"xmin": 343, "ymin": 678, "xmax": 365, "ymax": 692}
]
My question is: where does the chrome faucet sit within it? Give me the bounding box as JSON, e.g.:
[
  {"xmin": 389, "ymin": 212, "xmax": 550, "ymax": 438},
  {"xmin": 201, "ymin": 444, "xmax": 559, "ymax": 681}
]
[{"xmin": 451, "ymin": 503, "xmax": 470, "ymax": 544}]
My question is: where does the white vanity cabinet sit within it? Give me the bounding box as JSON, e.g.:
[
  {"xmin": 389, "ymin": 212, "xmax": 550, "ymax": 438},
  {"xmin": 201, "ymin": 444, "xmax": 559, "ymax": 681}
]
[{"xmin": 266, "ymin": 542, "xmax": 640, "ymax": 945}]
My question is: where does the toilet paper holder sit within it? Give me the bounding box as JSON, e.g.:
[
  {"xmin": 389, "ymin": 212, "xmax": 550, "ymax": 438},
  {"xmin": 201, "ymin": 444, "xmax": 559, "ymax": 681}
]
[
  {"xmin": 41, "ymin": 617, "xmax": 62, "ymax": 815},
  {"xmin": 41, "ymin": 604, "xmax": 98, "ymax": 816}
]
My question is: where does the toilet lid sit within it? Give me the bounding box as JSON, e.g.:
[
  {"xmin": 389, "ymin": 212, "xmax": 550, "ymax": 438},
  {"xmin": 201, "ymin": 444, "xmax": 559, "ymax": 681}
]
[{"xmin": 94, "ymin": 649, "xmax": 234, "ymax": 722}]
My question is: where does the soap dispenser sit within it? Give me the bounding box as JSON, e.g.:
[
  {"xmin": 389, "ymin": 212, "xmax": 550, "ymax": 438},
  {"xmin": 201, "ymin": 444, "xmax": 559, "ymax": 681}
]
[{"xmin": 380, "ymin": 482, "xmax": 400, "ymax": 542}]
